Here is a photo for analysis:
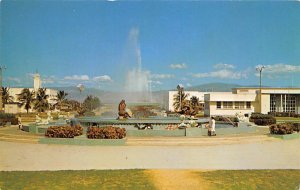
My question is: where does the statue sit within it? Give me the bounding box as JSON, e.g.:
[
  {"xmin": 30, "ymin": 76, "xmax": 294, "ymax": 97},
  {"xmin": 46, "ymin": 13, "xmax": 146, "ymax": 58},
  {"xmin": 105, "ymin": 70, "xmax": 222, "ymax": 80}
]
[{"xmin": 118, "ymin": 99, "xmax": 131, "ymax": 119}]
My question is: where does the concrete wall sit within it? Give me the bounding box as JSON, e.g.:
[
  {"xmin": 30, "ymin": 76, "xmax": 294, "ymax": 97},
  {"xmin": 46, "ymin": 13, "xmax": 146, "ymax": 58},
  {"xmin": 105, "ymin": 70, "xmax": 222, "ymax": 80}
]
[{"xmin": 261, "ymin": 94, "xmax": 270, "ymax": 114}]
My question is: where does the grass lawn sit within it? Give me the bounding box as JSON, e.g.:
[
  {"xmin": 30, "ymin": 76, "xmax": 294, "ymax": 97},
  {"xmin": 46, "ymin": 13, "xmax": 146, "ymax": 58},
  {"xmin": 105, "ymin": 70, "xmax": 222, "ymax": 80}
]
[
  {"xmin": 276, "ymin": 117, "xmax": 300, "ymax": 122},
  {"xmin": 0, "ymin": 170, "xmax": 155, "ymax": 190},
  {"xmin": 197, "ymin": 170, "xmax": 300, "ymax": 190}
]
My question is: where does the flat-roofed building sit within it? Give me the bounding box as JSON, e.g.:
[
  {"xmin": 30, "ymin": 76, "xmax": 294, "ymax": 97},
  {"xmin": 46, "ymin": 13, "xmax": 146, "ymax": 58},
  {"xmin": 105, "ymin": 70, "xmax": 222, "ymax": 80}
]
[{"xmin": 169, "ymin": 87, "xmax": 300, "ymax": 117}]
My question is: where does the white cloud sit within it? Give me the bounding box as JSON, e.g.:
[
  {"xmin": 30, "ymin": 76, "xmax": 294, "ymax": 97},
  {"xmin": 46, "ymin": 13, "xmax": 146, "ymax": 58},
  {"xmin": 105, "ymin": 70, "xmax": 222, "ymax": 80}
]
[
  {"xmin": 186, "ymin": 83, "xmax": 192, "ymax": 87},
  {"xmin": 170, "ymin": 63, "xmax": 187, "ymax": 69},
  {"xmin": 93, "ymin": 75, "xmax": 112, "ymax": 82},
  {"xmin": 149, "ymin": 80, "xmax": 162, "ymax": 85},
  {"xmin": 150, "ymin": 74, "xmax": 174, "ymax": 79},
  {"xmin": 214, "ymin": 63, "xmax": 235, "ymax": 70},
  {"xmin": 7, "ymin": 77, "xmax": 21, "ymax": 84},
  {"xmin": 192, "ymin": 69, "xmax": 248, "ymax": 79},
  {"xmin": 64, "ymin": 75, "xmax": 89, "ymax": 81},
  {"xmin": 254, "ymin": 64, "xmax": 300, "ymax": 79}
]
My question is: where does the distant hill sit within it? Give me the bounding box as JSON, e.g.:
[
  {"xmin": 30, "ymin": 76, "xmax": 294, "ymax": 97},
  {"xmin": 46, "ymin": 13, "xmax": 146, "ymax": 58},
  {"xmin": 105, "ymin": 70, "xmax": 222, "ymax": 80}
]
[
  {"xmin": 186, "ymin": 83, "xmax": 242, "ymax": 92},
  {"xmin": 51, "ymin": 83, "xmax": 257, "ymax": 105}
]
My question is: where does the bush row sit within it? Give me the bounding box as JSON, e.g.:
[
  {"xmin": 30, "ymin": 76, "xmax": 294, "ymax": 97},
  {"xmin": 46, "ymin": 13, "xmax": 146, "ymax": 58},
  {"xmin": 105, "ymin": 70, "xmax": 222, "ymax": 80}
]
[
  {"xmin": 0, "ymin": 113, "xmax": 18, "ymax": 125},
  {"xmin": 268, "ymin": 112, "xmax": 300, "ymax": 118},
  {"xmin": 87, "ymin": 126, "xmax": 126, "ymax": 139},
  {"xmin": 250, "ymin": 113, "xmax": 276, "ymax": 126},
  {"xmin": 213, "ymin": 116, "xmax": 239, "ymax": 122},
  {"xmin": 45, "ymin": 125, "xmax": 83, "ymax": 138},
  {"xmin": 269, "ymin": 123, "xmax": 295, "ymax": 135}
]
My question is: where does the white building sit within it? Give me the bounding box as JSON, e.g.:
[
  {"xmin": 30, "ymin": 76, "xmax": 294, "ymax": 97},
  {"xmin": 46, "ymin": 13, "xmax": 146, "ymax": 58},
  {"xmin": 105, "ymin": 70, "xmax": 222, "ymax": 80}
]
[
  {"xmin": 169, "ymin": 87, "xmax": 300, "ymax": 116},
  {"xmin": 4, "ymin": 72, "xmax": 58, "ymax": 113}
]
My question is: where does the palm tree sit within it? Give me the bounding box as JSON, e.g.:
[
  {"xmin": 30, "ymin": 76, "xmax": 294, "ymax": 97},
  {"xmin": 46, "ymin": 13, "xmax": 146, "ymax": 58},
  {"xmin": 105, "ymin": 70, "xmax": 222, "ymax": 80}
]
[
  {"xmin": 54, "ymin": 90, "xmax": 68, "ymax": 109},
  {"xmin": 17, "ymin": 88, "xmax": 35, "ymax": 113},
  {"xmin": 173, "ymin": 89, "xmax": 189, "ymax": 112},
  {"xmin": 2, "ymin": 87, "xmax": 14, "ymax": 107},
  {"xmin": 33, "ymin": 88, "xmax": 49, "ymax": 112},
  {"xmin": 190, "ymin": 96, "xmax": 199, "ymax": 109}
]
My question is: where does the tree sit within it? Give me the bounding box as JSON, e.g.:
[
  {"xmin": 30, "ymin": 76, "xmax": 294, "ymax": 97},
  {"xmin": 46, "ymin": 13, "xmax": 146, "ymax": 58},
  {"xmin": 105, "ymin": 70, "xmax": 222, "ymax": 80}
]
[
  {"xmin": 54, "ymin": 90, "xmax": 68, "ymax": 109},
  {"xmin": 190, "ymin": 96, "xmax": 199, "ymax": 109},
  {"xmin": 83, "ymin": 95, "xmax": 101, "ymax": 111},
  {"xmin": 2, "ymin": 87, "xmax": 14, "ymax": 107},
  {"xmin": 173, "ymin": 88, "xmax": 189, "ymax": 112},
  {"xmin": 17, "ymin": 88, "xmax": 35, "ymax": 113},
  {"xmin": 33, "ymin": 88, "xmax": 49, "ymax": 112}
]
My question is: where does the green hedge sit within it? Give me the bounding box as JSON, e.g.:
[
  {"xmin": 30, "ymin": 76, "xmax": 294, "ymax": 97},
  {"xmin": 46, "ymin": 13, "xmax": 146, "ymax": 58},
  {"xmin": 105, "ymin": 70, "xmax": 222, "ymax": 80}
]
[
  {"xmin": 268, "ymin": 112, "xmax": 300, "ymax": 118},
  {"xmin": 45, "ymin": 125, "xmax": 83, "ymax": 138},
  {"xmin": 250, "ymin": 113, "xmax": 276, "ymax": 125},
  {"xmin": 87, "ymin": 126, "xmax": 126, "ymax": 139}
]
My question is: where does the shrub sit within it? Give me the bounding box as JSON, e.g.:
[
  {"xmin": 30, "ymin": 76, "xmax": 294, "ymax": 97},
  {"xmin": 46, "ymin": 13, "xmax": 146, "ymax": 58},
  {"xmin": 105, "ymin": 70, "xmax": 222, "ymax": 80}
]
[
  {"xmin": 0, "ymin": 113, "xmax": 18, "ymax": 125},
  {"xmin": 292, "ymin": 123, "xmax": 300, "ymax": 132},
  {"xmin": 250, "ymin": 113, "xmax": 276, "ymax": 126},
  {"xmin": 268, "ymin": 112, "xmax": 300, "ymax": 118},
  {"xmin": 214, "ymin": 116, "xmax": 239, "ymax": 122},
  {"xmin": 87, "ymin": 126, "xmax": 126, "ymax": 139},
  {"xmin": 269, "ymin": 123, "xmax": 294, "ymax": 135},
  {"xmin": 45, "ymin": 125, "xmax": 83, "ymax": 138}
]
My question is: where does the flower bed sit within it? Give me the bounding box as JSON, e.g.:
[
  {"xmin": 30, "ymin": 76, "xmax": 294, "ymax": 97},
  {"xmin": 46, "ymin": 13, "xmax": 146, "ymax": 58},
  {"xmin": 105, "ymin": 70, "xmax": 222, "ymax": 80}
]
[
  {"xmin": 87, "ymin": 126, "xmax": 126, "ymax": 139},
  {"xmin": 45, "ymin": 125, "xmax": 83, "ymax": 138},
  {"xmin": 269, "ymin": 123, "xmax": 294, "ymax": 135}
]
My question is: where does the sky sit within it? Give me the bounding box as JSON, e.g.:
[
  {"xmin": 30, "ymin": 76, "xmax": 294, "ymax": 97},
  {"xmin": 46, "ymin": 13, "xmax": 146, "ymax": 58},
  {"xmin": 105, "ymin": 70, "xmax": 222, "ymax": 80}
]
[{"xmin": 1, "ymin": 1, "xmax": 300, "ymax": 91}]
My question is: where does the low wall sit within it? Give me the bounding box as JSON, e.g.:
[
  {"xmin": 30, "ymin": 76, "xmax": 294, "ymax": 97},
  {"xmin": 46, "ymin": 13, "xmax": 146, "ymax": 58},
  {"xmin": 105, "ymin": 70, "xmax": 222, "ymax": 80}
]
[
  {"xmin": 269, "ymin": 133, "xmax": 300, "ymax": 140},
  {"xmin": 127, "ymin": 129, "xmax": 186, "ymax": 137},
  {"xmin": 39, "ymin": 136, "xmax": 126, "ymax": 146}
]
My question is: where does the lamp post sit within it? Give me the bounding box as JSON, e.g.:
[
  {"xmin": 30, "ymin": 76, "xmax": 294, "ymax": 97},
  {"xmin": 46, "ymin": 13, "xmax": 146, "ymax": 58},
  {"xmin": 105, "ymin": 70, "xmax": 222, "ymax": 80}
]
[
  {"xmin": 0, "ymin": 66, "xmax": 6, "ymax": 112},
  {"xmin": 177, "ymin": 84, "xmax": 184, "ymax": 111},
  {"xmin": 256, "ymin": 65, "xmax": 265, "ymax": 113}
]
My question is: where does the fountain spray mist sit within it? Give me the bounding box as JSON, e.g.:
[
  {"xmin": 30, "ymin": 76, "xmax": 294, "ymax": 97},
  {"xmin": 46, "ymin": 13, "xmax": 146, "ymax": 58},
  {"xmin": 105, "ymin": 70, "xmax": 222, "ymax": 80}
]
[{"xmin": 124, "ymin": 28, "xmax": 152, "ymax": 102}]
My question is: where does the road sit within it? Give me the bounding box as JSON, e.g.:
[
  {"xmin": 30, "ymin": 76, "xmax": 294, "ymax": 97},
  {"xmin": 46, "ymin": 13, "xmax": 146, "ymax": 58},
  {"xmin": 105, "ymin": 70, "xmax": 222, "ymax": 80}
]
[{"xmin": 1, "ymin": 138, "xmax": 299, "ymax": 171}]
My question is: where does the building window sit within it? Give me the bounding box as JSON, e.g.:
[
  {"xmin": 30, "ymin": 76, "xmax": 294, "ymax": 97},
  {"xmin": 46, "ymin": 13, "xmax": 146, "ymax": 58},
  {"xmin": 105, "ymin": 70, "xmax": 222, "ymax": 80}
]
[
  {"xmin": 235, "ymin": 102, "xmax": 245, "ymax": 109},
  {"xmin": 270, "ymin": 95, "xmax": 276, "ymax": 112},
  {"xmin": 216, "ymin": 101, "xmax": 221, "ymax": 109},
  {"xmin": 246, "ymin": 102, "xmax": 251, "ymax": 109},
  {"xmin": 223, "ymin": 101, "xmax": 233, "ymax": 109}
]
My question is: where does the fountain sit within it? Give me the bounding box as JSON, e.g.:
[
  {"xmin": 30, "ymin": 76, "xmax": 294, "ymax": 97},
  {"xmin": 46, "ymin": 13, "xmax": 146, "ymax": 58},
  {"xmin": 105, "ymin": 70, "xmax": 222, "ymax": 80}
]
[{"xmin": 124, "ymin": 28, "xmax": 152, "ymax": 102}]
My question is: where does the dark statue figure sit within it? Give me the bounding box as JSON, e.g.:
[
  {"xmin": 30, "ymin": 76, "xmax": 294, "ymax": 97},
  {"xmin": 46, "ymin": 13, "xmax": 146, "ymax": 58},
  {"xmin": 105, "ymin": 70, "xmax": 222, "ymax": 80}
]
[{"xmin": 118, "ymin": 99, "xmax": 131, "ymax": 119}]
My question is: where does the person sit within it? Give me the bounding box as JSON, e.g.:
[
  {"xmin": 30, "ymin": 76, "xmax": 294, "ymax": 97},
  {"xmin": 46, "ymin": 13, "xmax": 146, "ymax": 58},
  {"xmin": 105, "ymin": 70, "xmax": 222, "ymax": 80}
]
[
  {"xmin": 211, "ymin": 116, "xmax": 216, "ymax": 136},
  {"xmin": 18, "ymin": 115, "xmax": 22, "ymax": 130}
]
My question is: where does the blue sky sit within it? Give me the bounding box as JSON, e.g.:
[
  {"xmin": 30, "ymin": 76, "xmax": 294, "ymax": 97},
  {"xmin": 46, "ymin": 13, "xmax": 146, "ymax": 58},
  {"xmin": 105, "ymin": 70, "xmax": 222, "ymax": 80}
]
[{"xmin": 1, "ymin": 1, "xmax": 300, "ymax": 90}]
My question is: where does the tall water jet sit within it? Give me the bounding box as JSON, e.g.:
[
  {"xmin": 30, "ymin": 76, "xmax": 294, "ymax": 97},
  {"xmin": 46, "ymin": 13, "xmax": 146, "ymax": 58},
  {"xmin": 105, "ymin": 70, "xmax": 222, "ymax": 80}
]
[{"xmin": 124, "ymin": 28, "xmax": 152, "ymax": 102}]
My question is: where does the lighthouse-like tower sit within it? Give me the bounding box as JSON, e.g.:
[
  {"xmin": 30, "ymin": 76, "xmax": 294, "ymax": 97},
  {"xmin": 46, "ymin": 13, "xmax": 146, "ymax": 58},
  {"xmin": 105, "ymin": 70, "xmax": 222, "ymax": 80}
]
[{"xmin": 34, "ymin": 72, "xmax": 42, "ymax": 92}]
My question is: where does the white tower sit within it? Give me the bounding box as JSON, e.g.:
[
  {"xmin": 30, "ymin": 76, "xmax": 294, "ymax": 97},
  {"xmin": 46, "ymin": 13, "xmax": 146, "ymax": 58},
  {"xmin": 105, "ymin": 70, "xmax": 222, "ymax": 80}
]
[{"xmin": 34, "ymin": 72, "xmax": 42, "ymax": 92}]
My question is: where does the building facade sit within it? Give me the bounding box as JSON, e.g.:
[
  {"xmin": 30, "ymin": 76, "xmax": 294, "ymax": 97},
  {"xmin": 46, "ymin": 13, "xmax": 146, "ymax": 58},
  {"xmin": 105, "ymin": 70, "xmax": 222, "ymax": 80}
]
[
  {"xmin": 4, "ymin": 73, "xmax": 58, "ymax": 113},
  {"xmin": 169, "ymin": 87, "xmax": 300, "ymax": 117}
]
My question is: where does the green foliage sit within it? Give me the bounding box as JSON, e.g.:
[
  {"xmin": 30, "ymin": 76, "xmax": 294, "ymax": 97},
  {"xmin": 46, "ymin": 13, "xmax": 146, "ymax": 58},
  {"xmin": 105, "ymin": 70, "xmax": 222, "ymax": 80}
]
[
  {"xmin": 0, "ymin": 113, "xmax": 18, "ymax": 125},
  {"xmin": 33, "ymin": 88, "xmax": 49, "ymax": 112},
  {"xmin": 0, "ymin": 170, "xmax": 155, "ymax": 190},
  {"xmin": 53, "ymin": 90, "xmax": 68, "ymax": 109},
  {"xmin": 83, "ymin": 95, "xmax": 101, "ymax": 111},
  {"xmin": 173, "ymin": 89, "xmax": 189, "ymax": 112},
  {"xmin": 45, "ymin": 125, "xmax": 83, "ymax": 138},
  {"xmin": 17, "ymin": 88, "xmax": 35, "ymax": 113},
  {"xmin": 250, "ymin": 113, "xmax": 276, "ymax": 125},
  {"xmin": 2, "ymin": 87, "xmax": 14, "ymax": 107},
  {"xmin": 87, "ymin": 126, "xmax": 126, "ymax": 139}
]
